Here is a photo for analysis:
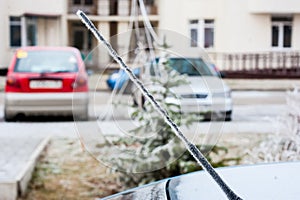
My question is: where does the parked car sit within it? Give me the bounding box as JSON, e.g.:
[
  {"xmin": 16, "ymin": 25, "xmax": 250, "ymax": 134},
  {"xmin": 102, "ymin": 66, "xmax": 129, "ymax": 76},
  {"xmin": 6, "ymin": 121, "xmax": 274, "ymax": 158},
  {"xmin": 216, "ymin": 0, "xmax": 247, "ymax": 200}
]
[
  {"xmin": 106, "ymin": 61, "xmax": 221, "ymax": 90},
  {"xmin": 106, "ymin": 57, "xmax": 232, "ymax": 121},
  {"xmin": 106, "ymin": 68, "xmax": 140, "ymax": 93},
  {"xmin": 4, "ymin": 46, "xmax": 89, "ymax": 121},
  {"xmin": 209, "ymin": 62, "xmax": 226, "ymax": 78},
  {"xmin": 101, "ymin": 161, "xmax": 300, "ymax": 199}
]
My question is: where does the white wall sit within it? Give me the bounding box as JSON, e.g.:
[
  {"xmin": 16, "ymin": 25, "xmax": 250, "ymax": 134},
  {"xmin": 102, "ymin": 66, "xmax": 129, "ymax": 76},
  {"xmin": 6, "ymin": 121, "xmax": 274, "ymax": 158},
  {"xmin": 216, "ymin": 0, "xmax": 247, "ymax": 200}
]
[
  {"xmin": 37, "ymin": 18, "xmax": 61, "ymax": 46},
  {"xmin": 293, "ymin": 15, "xmax": 300, "ymax": 50},
  {"xmin": 0, "ymin": 0, "xmax": 10, "ymax": 67},
  {"xmin": 158, "ymin": 0, "xmax": 297, "ymax": 55},
  {"xmin": 1, "ymin": 0, "xmax": 300, "ymax": 69},
  {"xmin": 158, "ymin": 0, "xmax": 219, "ymax": 57},
  {"xmin": 248, "ymin": 0, "xmax": 300, "ymax": 14},
  {"xmin": 8, "ymin": 0, "xmax": 64, "ymax": 16},
  {"xmin": 158, "ymin": 0, "xmax": 218, "ymax": 37},
  {"xmin": 216, "ymin": 0, "xmax": 271, "ymax": 52},
  {"xmin": 97, "ymin": 22, "xmax": 110, "ymax": 66},
  {"xmin": 0, "ymin": 0, "xmax": 67, "ymax": 68},
  {"xmin": 117, "ymin": 22, "xmax": 130, "ymax": 56}
]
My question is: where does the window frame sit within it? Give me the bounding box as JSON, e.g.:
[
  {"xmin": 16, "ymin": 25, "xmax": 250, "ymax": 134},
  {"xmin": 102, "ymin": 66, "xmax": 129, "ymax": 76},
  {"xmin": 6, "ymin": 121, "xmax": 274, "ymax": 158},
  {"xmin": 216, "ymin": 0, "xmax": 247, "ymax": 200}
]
[
  {"xmin": 271, "ymin": 17, "xmax": 293, "ymax": 50},
  {"xmin": 189, "ymin": 20, "xmax": 198, "ymax": 47},
  {"xmin": 73, "ymin": 0, "xmax": 93, "ymax": 6},
  {"xmin": 189, "ymin": 19, "xmax": 215, "ymax": 49},
  {"xmin": 9, "ymin": 17, "xmax": 22, "ymax": 47},
  {"xmin": 9, "ymin": 16, "xmax": 38, "ymax": 48},
  {"xmin": 25, "ymin": 17, "xmax": 37, "ymax": 46},
  {"xmin": 203, "ymin": 19, "xmax": 214, "ymax": 48}
]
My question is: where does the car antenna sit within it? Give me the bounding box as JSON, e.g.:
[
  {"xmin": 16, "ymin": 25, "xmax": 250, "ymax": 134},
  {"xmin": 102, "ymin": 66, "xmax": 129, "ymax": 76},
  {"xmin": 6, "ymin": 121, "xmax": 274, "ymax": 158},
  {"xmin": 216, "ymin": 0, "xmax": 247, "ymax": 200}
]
[{"xmin": 77, "ymin": 10, "xmax": 242, "ymax": 200}]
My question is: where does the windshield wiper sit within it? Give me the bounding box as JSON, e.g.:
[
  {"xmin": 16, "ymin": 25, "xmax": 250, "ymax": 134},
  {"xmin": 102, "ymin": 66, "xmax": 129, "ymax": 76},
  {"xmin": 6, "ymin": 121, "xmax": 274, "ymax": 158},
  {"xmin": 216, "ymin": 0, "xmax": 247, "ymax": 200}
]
[{"xmin": 49, "ymin": 70, "xmax": 73, "ymax": 73}]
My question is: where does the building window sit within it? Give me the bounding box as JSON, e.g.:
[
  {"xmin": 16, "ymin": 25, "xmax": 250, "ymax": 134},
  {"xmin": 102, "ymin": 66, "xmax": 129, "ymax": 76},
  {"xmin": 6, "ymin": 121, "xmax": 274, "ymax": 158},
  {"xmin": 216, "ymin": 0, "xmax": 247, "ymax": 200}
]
[
  {"xmin": 84, "ymin": 0, "xmax": 93, "ymax": 5},
  {"xmin": 72, "ymin": 24, "xmax": 93, "ymax": 51},
  {"xmin": 73, "ymin": 0, "xmax": 81, "ymax": 5},
  {"xmin": 73, "ymin": 0, "xmax": 93, "ymax": 6},
  {"xmin": 10, "ymin": 17, "xmax": 21, "ymax": 47},
  {"xmin": 189, "ymin": 19, "xmax": 214, "ymax": 48},
  {"xmin": 204, "ymin": 19, "xmax": 214, "ymax": 48},
  {"xmin": 271, "ymin": 16, "xmax": 292, "ymax": 49},
  {"xmin": 26, "ymin": 17, "xmax": 37, "ymax": 46},
  {"xmin": 189, "ymin": 20, "xmax": 198, "ymax": 47},
  {"xmin": 9, "ymin": 16, "xmax": 37, "ymax": 47},
  {"xmin": 110, "ymin": 0, "xmax": 118, "ymax": 15}
]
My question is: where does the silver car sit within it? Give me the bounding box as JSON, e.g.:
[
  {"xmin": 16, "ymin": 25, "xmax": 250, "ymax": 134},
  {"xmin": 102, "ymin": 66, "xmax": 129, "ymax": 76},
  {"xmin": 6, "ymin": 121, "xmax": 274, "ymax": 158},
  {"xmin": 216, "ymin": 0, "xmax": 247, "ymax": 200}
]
[{"xmin": 133, "ymin": 57, "xmax": 232, "ymax": 121}]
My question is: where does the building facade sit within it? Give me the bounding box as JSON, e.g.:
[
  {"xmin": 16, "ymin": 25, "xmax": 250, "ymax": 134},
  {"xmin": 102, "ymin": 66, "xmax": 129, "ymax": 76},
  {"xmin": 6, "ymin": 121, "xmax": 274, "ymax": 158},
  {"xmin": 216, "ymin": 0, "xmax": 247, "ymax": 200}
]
[
  {"xmin": 159, "ymin": 0, "xmax": 300, "ymax": 70},
  {"xmin": 0, "ymin": 0, "xmax": 158, "ymax": 70},
  {"xmin": 1, "ymin": 0, "xmax": 300, "ymax": 71}
]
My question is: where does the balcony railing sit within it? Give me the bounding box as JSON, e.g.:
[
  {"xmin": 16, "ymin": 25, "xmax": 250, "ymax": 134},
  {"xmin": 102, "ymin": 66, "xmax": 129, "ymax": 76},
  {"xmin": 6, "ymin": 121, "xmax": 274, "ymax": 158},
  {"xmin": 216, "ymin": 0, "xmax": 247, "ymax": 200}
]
[
  {"xmin": 217, "ymin": 51, "xmax": 300, "ymax": 78},
  {"xmin": 68, "ymin": 0, "xmax": 158, "ymax": 16}
]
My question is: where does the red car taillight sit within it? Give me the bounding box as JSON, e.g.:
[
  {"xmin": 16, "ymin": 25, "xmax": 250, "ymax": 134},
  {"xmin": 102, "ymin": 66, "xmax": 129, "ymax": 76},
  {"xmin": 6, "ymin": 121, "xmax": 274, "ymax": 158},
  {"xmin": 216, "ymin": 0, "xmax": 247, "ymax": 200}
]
[
  {"xmin": 72, "ymin": 76, "xmax": 88, "ymax": 91},
  {"xmin": 5, "ymin": 76, "xmax": 21, "ymax": 91}
]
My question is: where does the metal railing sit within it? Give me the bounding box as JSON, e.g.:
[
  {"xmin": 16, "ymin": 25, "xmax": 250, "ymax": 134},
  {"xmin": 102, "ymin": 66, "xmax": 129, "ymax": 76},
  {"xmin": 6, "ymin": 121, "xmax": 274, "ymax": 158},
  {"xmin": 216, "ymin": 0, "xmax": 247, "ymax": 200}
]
[
  {"xmin": 68, "ymin": 0, "xmax": 158, "ymax": 16},
  {"xmin": 223, "ymin": 51, "xmax": 300, "ymax": 71},
  {"xmin": 210, "ymin": 51, "xmax": 300, "ymax": 78}
]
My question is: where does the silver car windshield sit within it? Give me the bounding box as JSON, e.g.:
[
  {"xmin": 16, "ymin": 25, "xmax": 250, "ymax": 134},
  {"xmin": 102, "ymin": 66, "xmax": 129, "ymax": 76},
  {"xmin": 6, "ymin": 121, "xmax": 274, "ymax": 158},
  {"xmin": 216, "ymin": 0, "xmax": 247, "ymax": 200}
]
[
  {"xmin": 150, "ymin": 58, "xmax": 215, "ymax": 76},
  {"xmin": 169, "ymin": 58, "xmax": 214, "ymax": 76}
]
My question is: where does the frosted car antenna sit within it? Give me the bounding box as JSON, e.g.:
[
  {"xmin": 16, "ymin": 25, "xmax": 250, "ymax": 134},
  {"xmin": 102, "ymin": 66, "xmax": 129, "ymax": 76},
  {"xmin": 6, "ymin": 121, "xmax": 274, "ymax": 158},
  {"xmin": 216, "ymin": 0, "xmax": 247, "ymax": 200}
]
[{"xmin": 77, "ymin": 10, "xmax": 242, "ymax": 200}]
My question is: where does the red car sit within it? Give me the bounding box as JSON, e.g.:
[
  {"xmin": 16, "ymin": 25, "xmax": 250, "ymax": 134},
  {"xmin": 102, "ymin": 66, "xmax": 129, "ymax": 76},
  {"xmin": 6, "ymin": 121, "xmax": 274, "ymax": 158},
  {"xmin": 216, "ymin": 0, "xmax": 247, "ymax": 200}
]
[{"xmin": 4, "ymin": 46, "xmax": 89, "ymax": 121}]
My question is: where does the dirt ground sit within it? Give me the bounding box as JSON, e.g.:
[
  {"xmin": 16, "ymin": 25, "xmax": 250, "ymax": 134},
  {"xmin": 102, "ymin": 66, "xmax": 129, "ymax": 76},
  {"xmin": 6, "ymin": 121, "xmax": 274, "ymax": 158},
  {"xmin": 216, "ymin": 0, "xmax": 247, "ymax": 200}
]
[
  {"xmin": 19, "ymin": 139, "xmax": 120, "ymax": 200},
  {"xmin": 19, "ymin": 133, "xmax": 267, "ymax": 200}
]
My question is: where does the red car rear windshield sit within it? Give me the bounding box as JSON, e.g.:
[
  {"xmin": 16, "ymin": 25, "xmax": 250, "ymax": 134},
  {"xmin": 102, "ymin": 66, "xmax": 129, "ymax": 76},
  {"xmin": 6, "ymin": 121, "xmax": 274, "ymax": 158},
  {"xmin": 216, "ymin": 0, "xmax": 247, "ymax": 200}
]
[{"xmin": 14, "ymin": 50, "xmax": 78, "ymax": 73}]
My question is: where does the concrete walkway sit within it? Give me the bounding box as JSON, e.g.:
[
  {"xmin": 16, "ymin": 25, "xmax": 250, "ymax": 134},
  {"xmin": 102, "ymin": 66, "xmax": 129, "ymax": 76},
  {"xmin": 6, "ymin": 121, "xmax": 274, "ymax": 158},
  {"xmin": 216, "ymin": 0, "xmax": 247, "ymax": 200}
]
[{"xmin": 0, "ymin": 136, "xmax": 49, "ymax": 200}]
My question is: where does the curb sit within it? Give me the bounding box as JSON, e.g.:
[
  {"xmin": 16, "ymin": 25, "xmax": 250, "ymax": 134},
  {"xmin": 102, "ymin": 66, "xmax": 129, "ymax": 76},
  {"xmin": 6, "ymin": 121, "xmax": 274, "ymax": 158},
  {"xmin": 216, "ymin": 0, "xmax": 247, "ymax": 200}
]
[
  {"xmin": 224, "ymin": 79, "xmax": 300, "ymax": 91},
  {"xmin": 16, "ymin": 136, "xmax": 50, "ymax": 198}
]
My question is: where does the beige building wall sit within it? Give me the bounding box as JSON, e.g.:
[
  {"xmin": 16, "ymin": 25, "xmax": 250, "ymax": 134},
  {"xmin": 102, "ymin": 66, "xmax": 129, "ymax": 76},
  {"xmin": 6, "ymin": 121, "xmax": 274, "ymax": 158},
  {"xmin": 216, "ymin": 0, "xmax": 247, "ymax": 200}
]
[
  {"xmin": 156, "ymin": 0, "xmax": 300, "ymax": 71},
  {"xmin": 8, "ymin": 0, "xmax": 64, "ymax": 16},
  {"xmin": 9, "ymin": 0, "xmax": 66, "ymax": 47},
  {"xmin": 157, "ymin": 0, "xmax": 300, "ymax": 69},
  {"xmin": 248, "ymin": 0, "xmax": 300, "ymax": 13},
  {"xmin": 0, "ymin": 0, "xmax": 67, "ymax": 68},
  {"xmin": 216, "ymin": 0, "xmax": 271, "ymax": 52},
  {"xmin": 37, "ymin": 18, "xmax": 62, "ymax": 46},
  {"xmin": 1, "ymin": 0, "xmax": 300, "ymax": 69},
  {"xmin": 158, "ymin": 0, "xmax": 272, "ymax": 53},
  {"xmin": 97, "ymin": 22, "xmax": 110, "ymax": 66},
  {"xmin": 293, "ymin": 15, "xmax": 300, "ymax": 50},
  {"xmin": 0, "ymin": 0, "xmax": 9, "ymax": 67},
  {"xmin": 117, "ymin": 22, "xmax": 131, "ymax": 60},
  {"xmin": 157, "ymin": 0, "xmax": 218, "ymax": 58}
]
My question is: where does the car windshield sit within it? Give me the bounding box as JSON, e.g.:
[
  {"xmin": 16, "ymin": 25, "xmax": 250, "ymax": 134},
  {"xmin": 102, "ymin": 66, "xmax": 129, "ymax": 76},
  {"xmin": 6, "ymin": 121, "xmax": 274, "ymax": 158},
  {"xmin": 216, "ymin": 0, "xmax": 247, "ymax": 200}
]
[
  {"xmin": 169, "ymin": 58, "xmax": 214, "ymax": 76},
  {"xmin": 14, "ymin": 50, "xmax": 78, "ymax": 73},
  {"xmin": 150, "ymin": 57, "xmax": 214, "ymax": 76}
]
